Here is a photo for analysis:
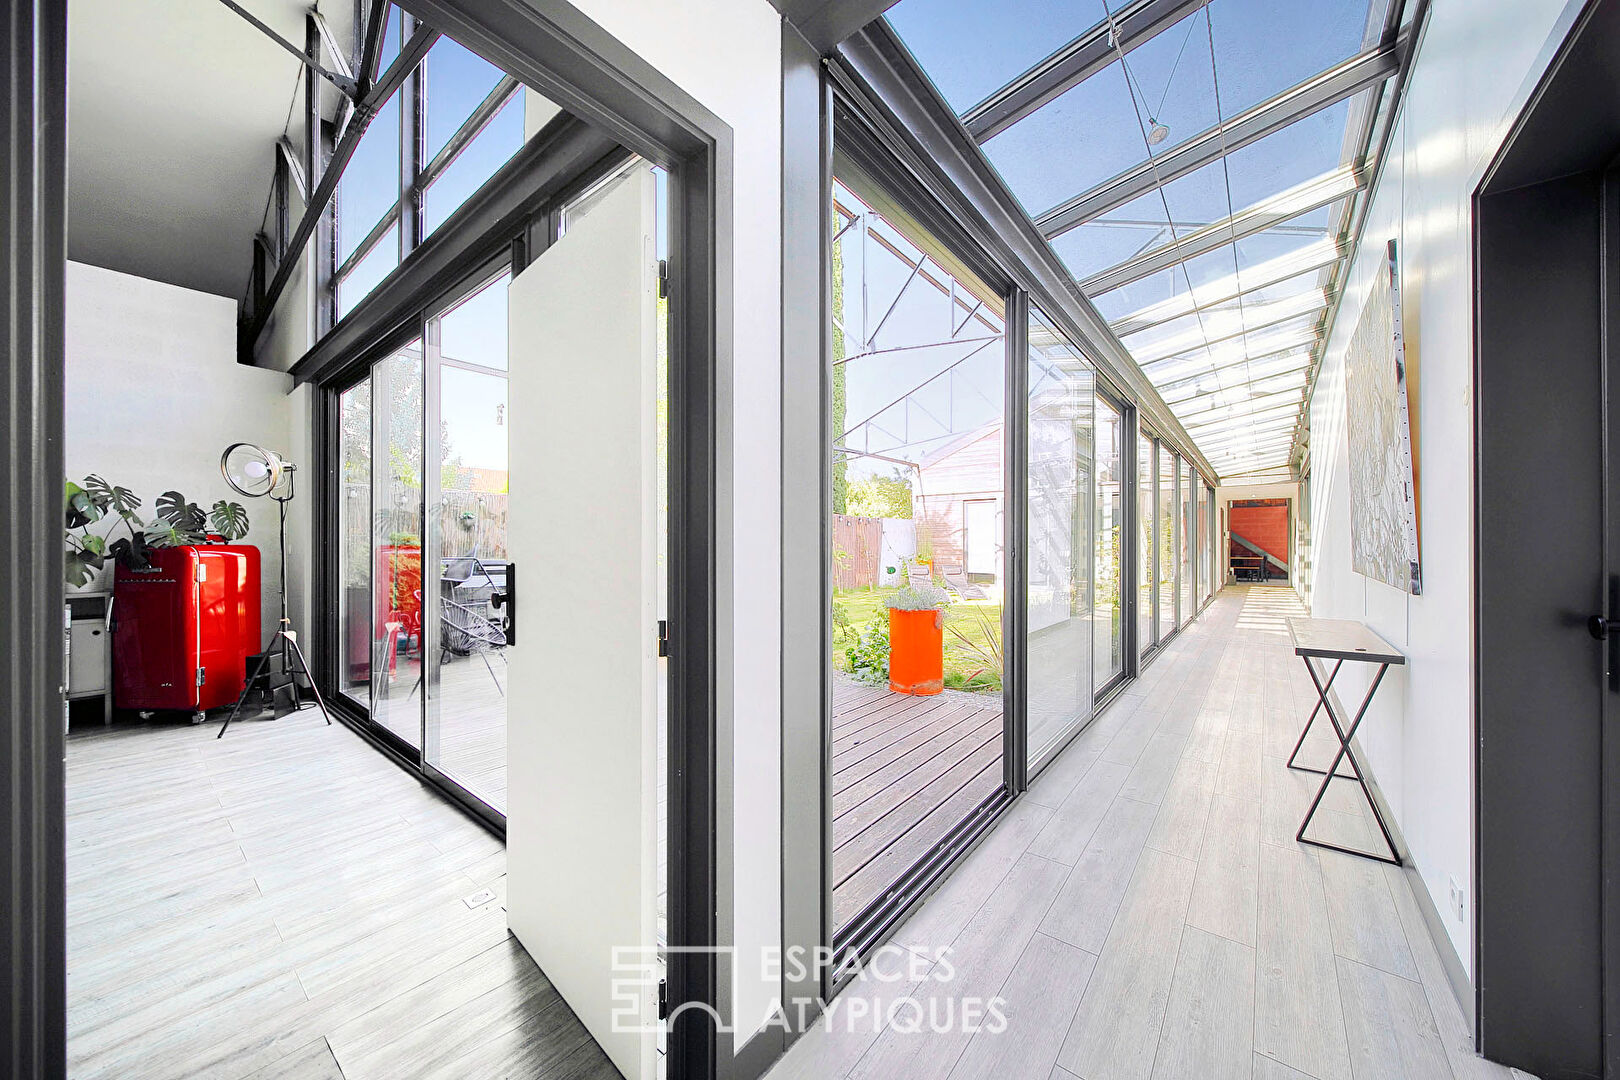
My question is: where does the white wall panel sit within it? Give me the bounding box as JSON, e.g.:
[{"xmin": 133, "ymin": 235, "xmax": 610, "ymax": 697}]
[{"xmin": 1308, "ymin": 0, "xmax": 1579, "ymax": 983}]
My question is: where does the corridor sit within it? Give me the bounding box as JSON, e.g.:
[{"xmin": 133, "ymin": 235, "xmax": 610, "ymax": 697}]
[{"xmin": 768, "ymin": 586, "xmax": 1513, "ymax": 1080}]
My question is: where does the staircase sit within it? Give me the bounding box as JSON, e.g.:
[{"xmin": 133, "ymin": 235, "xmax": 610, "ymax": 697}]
[{"xmin": 1230, "ymin": 530, "xmax": 1288, "ymax": 583}]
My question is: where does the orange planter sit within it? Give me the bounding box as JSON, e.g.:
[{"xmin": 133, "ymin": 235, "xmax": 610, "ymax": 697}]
[{"xmin": 889, "ymin": 607, "xmax": 944, "ymax": 696}]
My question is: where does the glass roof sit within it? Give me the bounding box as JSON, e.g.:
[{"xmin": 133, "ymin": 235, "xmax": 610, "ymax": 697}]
[{"xmin": 887, "ymin": 0, "xmax": 1404, "ymax": 478}]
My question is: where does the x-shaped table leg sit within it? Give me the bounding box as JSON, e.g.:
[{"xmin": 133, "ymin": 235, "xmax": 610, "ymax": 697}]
[
  {"xmin": 1294, "ymin": 655, "xmax": 1402, "ymax": 865},
  {"xmin": 1287, "ymin": 657, "xmax": 1360, "ymax": 779}
]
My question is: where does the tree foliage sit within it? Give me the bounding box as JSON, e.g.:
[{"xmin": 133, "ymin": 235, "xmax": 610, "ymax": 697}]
[{"xmin": 845, "ymin": 469, "xmax": 913, "ymax": 519}]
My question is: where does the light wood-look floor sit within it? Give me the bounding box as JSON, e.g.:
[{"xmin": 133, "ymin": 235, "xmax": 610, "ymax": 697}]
[
  {"xmin": 771, "ymin": 586, "xmax": 1535, "ymax": 1080},
  {"xmin": 65, "ymin": 705, "xmax": 615, "ymax": 1080},
  {"xmin": 832, "ymin": 679, "xmax": 1003, "ymax": 931}
]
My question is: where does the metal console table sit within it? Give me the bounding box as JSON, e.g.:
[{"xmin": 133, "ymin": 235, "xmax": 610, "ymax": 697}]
[{"xmin": 1284, "ymin": 617, "xmax": 1405, "ymax": 865}]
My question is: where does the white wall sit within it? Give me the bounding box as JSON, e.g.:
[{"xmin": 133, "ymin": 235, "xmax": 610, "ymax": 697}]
[
  {"xmin": 561, "ymin": 0, "xmax": 784, "ymax": 1046},
  {"xmin": 65, "ymin": 260, "xmax": 297, "ymax": 648},
  {"xmin": 1307, "ymin": 0, "xmax": 1578, "ymax": 983}
]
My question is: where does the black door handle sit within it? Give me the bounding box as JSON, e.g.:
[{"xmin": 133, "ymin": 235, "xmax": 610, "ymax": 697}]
[
  {"xmin": 1590, "ymin": 615, "xmax": 1609, "ymax": 640},
  {"xmin": 491, "ymin": 561, "xmax": 514, "ymax": 646}
]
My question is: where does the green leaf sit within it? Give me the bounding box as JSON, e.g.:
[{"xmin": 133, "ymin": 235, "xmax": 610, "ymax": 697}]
[
  {"xmin": 65, "ymin": 483, "xmax": 102, "ymax": 529},
  {"xmin": 208, "ymin": 500, "xmax": 250, "ymax": 540},
  {"xmin": 84, "ymin": 474, "xmax": 141, "ymax": 515},
  {"xmin": 145, "ymin": 520, "xmax": 202, "ymax": 547},
  {"xmin": 155, "ymin": 491, "xmax": 207, "ymax": 532},
  {"xmin": 81, "ymin": 534, "xmax": 107, "ymax": 556},
  {"xmin": 109, "ymin": 533, "xmax": 154, "ymax": 571},
  {"xmin": 64, "ymin": 548, "xmax": 102, "ymax": 587}
]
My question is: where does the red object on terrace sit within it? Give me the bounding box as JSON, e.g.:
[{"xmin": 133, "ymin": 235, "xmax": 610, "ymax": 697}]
[{"xmin": 888, "ymin": 607, "xmax": 944, "ymax": 696}]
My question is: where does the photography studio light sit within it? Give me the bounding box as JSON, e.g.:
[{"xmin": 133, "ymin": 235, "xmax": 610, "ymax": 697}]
[{"xmin": 216, "ymin": 442, "xmax": 330, "ymax": 736}]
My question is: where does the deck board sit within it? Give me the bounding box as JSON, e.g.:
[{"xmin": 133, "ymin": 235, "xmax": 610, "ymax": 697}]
[{"xmin": 830, "ymin": 676, "xmax": 1004, "ymax": 930}]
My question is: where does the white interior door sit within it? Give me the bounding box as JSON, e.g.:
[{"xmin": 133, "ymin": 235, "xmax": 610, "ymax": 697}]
[{"xmin": 505, "ymin": 165, "xmax": 659, "ymax": 1080}]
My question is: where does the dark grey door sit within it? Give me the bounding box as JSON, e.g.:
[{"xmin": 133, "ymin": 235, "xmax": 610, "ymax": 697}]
[{"xmin": 1477, "ymin": 165, "xmax": 1610, "ymax": 1079}]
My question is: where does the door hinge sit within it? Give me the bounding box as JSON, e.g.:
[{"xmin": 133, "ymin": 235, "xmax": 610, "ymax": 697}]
[
  {"xmin": 657, "ymin": 619, "xmax": 669, "ymax": 658},
  {"xmin": 196, "ymin": 666, "xmax": 206, "ymax": 687},
  {"xmin": 657, "ymin": 978, "xmax": 669, "ymax": 1021},
  {"xmin": 657, "ymin": 258, "xmax": 668, "ymax": 300}
]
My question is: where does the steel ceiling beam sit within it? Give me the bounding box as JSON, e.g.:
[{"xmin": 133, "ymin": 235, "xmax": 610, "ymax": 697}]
[
  {"xmin": 1126, "ymin": 288, "xmax": 1328, "ymax": 365},
  {"xmin": 214, "ymin": 0, "xmax": 360, "ymax": 98},
  {"xmin": 1035, "ymin": 41, "xmax": 1400, "ymax": 236},
  {"xmin": 1161, "ymin": 362, "xmax": 1309, "ymax": 403},
  {"xmin": 1108, "ymin": 237, "xmax": 1343, "ymax": 336},
  {"xmin": 1184, "ymin": 401, "xmax": 1302, "ymax": 431},
  {"xmin": 961, "ymin": 0, "xmax": 1208, "ymax": 142},
  {"xmin": 275, "ymin": 136, "xmax": 307, "ymax": 201},
  {"xmin": 1199, "ymin": 435, "xmax": 1298, "ymax": 460},
  {"xmin": 1177, "ymin": 388, "xmax": 1304, "ymax": 427},
  {"xmin": 1078, "ymin": 164, "xmax": 1364, "ymax": 295},
  {"xmin": 1143, "ymin": 321, "xmax": 1321, "ymax": 375},
  {"xmin": 248, "ymin": 21, "xmax": 440, "ymax": 355}
]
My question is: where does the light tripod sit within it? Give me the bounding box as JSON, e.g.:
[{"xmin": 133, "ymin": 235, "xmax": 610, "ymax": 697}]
[{"xmin": 216, "ymin": 443, "xmax": 331, "ymax": 738}]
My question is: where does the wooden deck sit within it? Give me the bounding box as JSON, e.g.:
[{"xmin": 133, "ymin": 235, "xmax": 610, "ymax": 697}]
[{"xmin": 831, "ymin": 677, "xmax": 1003, "ymax": 930}]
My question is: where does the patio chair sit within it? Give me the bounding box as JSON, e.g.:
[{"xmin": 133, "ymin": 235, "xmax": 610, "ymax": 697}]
[
  {"xmin": 441, "ymin": 594, "xmax": 507, "ymax": 697},
  {"xmin": 406, "ymin": 588, "xmax": 508, "ymax": 700}
]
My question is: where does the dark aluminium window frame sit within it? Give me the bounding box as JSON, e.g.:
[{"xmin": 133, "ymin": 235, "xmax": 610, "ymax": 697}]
[
  {"xmin": 293, "ymin": 2, "xmax": 736, "ymax": 1077},
  {"xmin": 328, "ymin": 7, "xmax": 528, "ymax": 325},
  {"xmin": 824, "ymin": 90, "xmax": 1019, "ymax": 978}
]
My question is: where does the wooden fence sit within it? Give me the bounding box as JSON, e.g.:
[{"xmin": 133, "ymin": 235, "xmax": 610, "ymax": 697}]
[{"xmin": 832, "ymin": 513, "xmax": 883, "ymax": 590}]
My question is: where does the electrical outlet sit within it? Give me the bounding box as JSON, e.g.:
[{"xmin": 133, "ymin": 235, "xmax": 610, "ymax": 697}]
[
  {"xmin": 463, "ymin": 887, "xmax": 497, "ymax": 910},
  {"xmin": 1448, "ymin": 875, "xmax": 1465, "ymax": 923}
]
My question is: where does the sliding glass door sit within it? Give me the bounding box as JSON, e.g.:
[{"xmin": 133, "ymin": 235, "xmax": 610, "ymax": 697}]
[
  {"xmin": 371, "ymin": 340, "xmax": 427, "ymax": 750},
  {"xmin": 329, "ymin": 264, "xmax": 512, "ymax": 818},
  {"xmin": 1026, "ymin": 306, "xmax": 1094, "ymax": 768},
  {"xmin": 1179, "ymin": 457, "xmax": 1194, "ymax": 622},
  {"xmin": 422, "ymin": 269, "xmax": 512, "ymax": 813},
  {"xmin": 1094, "ymin": 396, "xmax": 1124, "ymax": 692},
  {"xmin": 1137, "ymin": 431, "xmax": 1155, "ymax": 657},
  {"xmin": 1157, "ymin": 444, "xmax": 1176, "ymax": 641},
  {"xmin": 827, "ymin": 149, "xmax": 1007, "ymax": 943}
]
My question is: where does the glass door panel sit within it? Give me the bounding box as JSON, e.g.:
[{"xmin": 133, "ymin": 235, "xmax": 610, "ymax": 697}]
[
  {"xmin": 828, "ymin": 166, "xmax": 1006, "ymax": 938},
  {"xmin": 1095, "ymin": 397, "xmax": 1124, "ymax": 689},
  {"xmin": 371, "ymin": 340, "xmax": 425, "ymax": 749},
  {"xmin": 1206, "ymin": 487, "xmax": 1218, "ymax": 599},
  {"xmin": 338, "ymin": 377, "xmax": 372, "ymax": 709},
  {"xmin": 1157, "ymin": 444, "xmax": 1176, "ymax": 640},
  {"xmin": 1180, "ymin": 458, "xmax": 1194, "ymax": 620},
  {"xmin": 423, "ymin": 270, "xmax": 512, "ymax": 813},
  {"xmin": 1026, "ymin": 306, "xmax": 1094, "ymax": 768},
  {"xmin": 1137, "ymin": 431, "xmax": 1155, "ymax": 656},
  {"xmin": 1196, "ymin": 477, "xmax": 1210, "ymax": 606}
]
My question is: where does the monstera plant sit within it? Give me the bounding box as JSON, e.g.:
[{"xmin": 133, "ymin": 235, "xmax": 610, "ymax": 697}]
[{"xmin": 64, "ymin": 474, "xmax": 250, "ymax": 586}]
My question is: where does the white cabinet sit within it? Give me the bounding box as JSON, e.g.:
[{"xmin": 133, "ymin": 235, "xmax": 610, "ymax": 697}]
[{"xmin": 66, "ymin": 591, "xmax": 114, "ymax": 725}]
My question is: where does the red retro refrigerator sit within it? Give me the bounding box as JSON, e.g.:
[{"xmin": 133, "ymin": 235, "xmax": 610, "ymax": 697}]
[{"xmin": 113, "ymin": 544, "xmax": 262, "ymax": 720}]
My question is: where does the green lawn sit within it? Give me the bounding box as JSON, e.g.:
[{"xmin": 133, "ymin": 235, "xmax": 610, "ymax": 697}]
[{"xmin": 832, "ymin": 585, "xmax": 1003, "ymax": 693}]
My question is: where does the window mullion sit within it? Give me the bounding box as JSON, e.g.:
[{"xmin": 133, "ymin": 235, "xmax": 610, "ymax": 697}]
[{"xmin": 400, "ymin": 11, "xmax": 424, "ymax": 260}]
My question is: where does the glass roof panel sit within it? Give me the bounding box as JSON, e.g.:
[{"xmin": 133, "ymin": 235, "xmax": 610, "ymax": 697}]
[
  {"xmin": 885, "ymin": 0, "xmax": 1108, "ymax": 115},
  {"xmin": 982, "ymin": 7, "xmax": 1219, "ymax": 215},
  {"xmin": 885, "ymin": 0, "xmax": 1390, "ymax": 478},
  {"xmin": 1205, "ymin": 0, "xmax": 1371, "ymax": 116}
]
